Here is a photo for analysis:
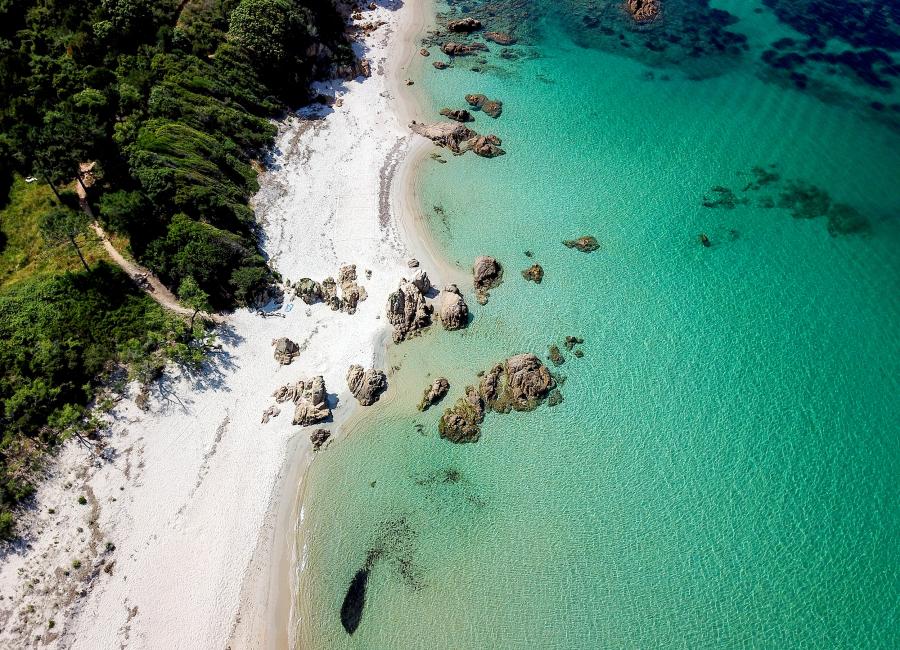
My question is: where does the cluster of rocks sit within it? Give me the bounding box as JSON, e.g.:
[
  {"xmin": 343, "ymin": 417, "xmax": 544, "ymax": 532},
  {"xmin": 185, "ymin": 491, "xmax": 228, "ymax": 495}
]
[
  {"xmin": 346, "ymin": 365, "xmax": 388, "ymax": 406},
  {"xmin": 552, "ymin": 335, "xmax": 586, "ymax": 364},
  {"xmin": 473, "ymin": 255, "xmax": 503, "ymax": 304},
  {"xmin": 484, "ymin": 31, "xmax": 516, "ymax": 45},
  {"xmin": 272, "ymin": 337, "xmax": 300, "ymax": 365},
  {"xmin": 272, "ymin": 376, "xmax": 331, "ymax": 426},
  {"xmin": 292, "ymin": 264, "xmax": 368, "ymax": 314},
  {"xmin": 438, "ymin": 353, "xmax": 557, "ymax": 443},
  {"xmin": 465, "ymin": 94, "xmax": 503, "ymax": 118},
  {"xmin": 418, "ymin": 377, "xmax": 450, "ymax": 411},
  {"xmin": 625, "ymin": 0, "xmax": 661, "ymax": 23},
  {"xmin": 409, "ymin": 121, "xmax": 505, "ymax": 158},
  {"xmin": 563, "ymin": 236, "xmax": 600, "ymax": 253},
  {"xmin": 386, "ymin": 268, "xmax": 471, "ymax": 341}
]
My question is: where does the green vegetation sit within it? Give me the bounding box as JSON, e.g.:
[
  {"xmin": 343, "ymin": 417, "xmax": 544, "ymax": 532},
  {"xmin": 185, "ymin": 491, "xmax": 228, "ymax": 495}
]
[{"xmin": 0, "ymin": 0, "xmax": 352, "ymax": 537}]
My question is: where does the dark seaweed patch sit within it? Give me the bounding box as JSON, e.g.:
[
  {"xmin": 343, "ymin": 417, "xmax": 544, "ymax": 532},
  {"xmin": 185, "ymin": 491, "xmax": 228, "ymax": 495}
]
[
  {"xmin": 340, "ymin": 568, "xmax": 369, "ymax": 634},
  {"xmin": 703, "ymin": 167, "xmax": 871, "ymax": 237}
]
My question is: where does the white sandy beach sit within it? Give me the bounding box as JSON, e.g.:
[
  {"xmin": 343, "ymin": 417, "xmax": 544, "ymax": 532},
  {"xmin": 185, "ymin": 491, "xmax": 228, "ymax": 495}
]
[{"xmin": 0, "ymin": 1, "xmax": 438, "ymax": 647}]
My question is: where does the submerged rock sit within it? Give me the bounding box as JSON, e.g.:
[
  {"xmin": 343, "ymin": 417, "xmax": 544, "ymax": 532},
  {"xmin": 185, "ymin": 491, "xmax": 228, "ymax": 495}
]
[
  {"xmin": 386, "ymin": 278, "xmax": 432, "ymax": 342},
  {"xmin": 562, "ymin": 235, "xmax": 600, "ymax": 252},
  {"xmin": 442, "ymin": 42, "xmax": 488, "ymax": 56},
  {"xmin": 548, "ymin": 345, "xmax": 565, "ymax": 366},
  {"xmin": 273, "ymin": 376, "xmax": 331, "ymax": 426},
  {"xmin": 521, "ymin": 264, "xmax": 544, "ymax": 283},
  {"xmin": 439, "ymin": 284, "xmax": 469, "ymax": 330},
  {"xmin": 347, "ymin": 365, "xmax": 388, "ymax": 406},
  {"xmin": 473, "ymin": 256, "xmax": 503, "ymax": 304},
  {"xmin": 272, "ymin": 337, "xmax": 300, "ymax": 365},
  {"xmin": 448, "ymin": 17, "xmax": 482, "ymax": 33},
  {"xmin": 418, "ymin": 377, "xmax": 450, "ymax": 411},
  {"xmin": 699, "ymin": 233, "xmax": 711, "ymax": 247},
  {"xmin": 465, "ymin": 93, "xmax": 503, "ymax": 118},
  {"xmin": 433, "ymin": 60, "xmax": 449, "ymax": 70},
  {"xmin": 564, "ymin": 336, "xmax": 584, "ymax": 350},
  {"xmin": 485, "ymin": 31, "xmax": 517, "ymax": 45}
]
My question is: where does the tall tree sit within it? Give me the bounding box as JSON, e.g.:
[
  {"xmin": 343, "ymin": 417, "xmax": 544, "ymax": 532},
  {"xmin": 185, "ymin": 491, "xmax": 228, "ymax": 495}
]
[
  {"xmin": 178, "ymin": 276, "xmax": 211, "ymax": 330},
  {"xmin": 39, "ymin": 205, "xmax": 91, "ymax": 271}
]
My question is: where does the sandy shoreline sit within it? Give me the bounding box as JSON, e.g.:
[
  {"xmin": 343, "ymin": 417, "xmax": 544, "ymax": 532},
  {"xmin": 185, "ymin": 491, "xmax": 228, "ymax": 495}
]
[{"xmin": 0, "ymin": 1, "xmax": 444, "ymax": 647}]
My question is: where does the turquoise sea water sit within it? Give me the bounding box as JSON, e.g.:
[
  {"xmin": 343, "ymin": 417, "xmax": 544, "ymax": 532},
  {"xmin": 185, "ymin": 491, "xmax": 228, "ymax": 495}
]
[{"xmin": 297, "ymin": 1, "xmax": 900, "ymax": 647}]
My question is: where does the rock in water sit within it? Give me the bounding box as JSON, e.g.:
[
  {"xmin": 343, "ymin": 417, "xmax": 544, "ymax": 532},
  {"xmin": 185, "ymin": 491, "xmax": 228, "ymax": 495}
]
[
  {"xmin": 447, "ymin": 17, "xmax": 482, "ymax": 33},
  {"xmin": 409, "ymin": 121, "xmax": 505, "ymax": 158},
  {"xmin": 340, "ymin": 568, "xmax": 369, "ymax": 634},
  {"xmin": 699, "ymin": 233, "xmax": 711, "ymax": 247},
  {"xmin": 439, "ymin": 108, "xmax": 474, "ymax": 122},
  {"xmin": 548, "ymin": 344, "xmax": 565, "ymax": 366},
  {"xmin": 438, "ymin": 386, "xmax": 486, "ymax": 443},
  {"xmin": 295, "ymin": 278, "xmax": 323, "ymax": 304},
  {"xmin": 441, "ymin": 42, "xmax": 488, "ymax": 56},
  {"xmin": 473, "ymin": 256, "xmax": 503, "ymax": 303},
  {"xmin": 465, "ymin": 94, "xmax": 503, "ymax": 118},
  {"xmin": 310, "ymin": 428, "xmax": 331, "ymax": 451},
  {"xmin": 625, "ymin": 0, "xmax": 661, "ymax": 23},
  {"xmin": 272, "ymin": 337, "xmax": 300, "ymax": 365},
  {"xmin": 418, "ymin": 377, "xmax": 450, "ymax": 411},
  {"xmin": 272, "ymin": 376, "xmax": 331, "ymax": 426},
  {"xmin": 564, "ymin": 336, "xmax": 585, "ymax": 350},
  {"xmin": 439, "ymin": 284, "xmax": 469, "ymax": 330},
  {"xmin": 484, "ymin": 31, "xmax": 517, "ymax": 45},
  {"xmin": 562, "ymin": 235, "xmax": 600, "ymax": 252},
  {"xmin": 386, "ymin": 279, "xmax": 432, "ymax": 342},
  {"xmin": 439, "ymin": 354, "xmax": 555, "ymax": 442},
  {"xmin": 347, "ymin": 365, "xmax": 388, "ymax": 406},
  {"xmin": 521, "ymin": 264, "xmax": 544, "ymax": 283}
]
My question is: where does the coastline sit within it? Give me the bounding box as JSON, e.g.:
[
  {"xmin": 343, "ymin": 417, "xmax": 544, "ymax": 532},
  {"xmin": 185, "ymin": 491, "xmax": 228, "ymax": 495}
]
[{"xmin": 0, "ymin": 1, "xmax": 443, "ymax": 647}]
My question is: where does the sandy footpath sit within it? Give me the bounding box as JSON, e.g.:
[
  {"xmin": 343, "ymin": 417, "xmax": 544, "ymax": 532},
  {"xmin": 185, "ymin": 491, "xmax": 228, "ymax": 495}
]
[{"xmin": 0, "ymin": 1, "xmax": 437, "ymax": 647}]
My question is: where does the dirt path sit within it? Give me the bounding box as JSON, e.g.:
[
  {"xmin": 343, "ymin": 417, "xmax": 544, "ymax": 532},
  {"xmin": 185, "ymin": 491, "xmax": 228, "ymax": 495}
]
[{"xmin": 76, "ymin": 163, "xmax": 210, "ymax": 320}]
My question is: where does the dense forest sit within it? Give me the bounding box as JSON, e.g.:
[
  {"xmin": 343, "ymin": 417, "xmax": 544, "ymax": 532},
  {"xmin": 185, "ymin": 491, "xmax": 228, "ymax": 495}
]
[{"xmin": 0, "ymin": 0, "xmax": 353, "ymax": 536}]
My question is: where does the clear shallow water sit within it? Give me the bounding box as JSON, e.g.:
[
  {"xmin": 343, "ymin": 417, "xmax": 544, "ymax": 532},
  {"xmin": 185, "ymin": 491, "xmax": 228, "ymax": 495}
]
[{"xmin": 297, "ymin": 1, "xmax": 900, "ymax": 647}]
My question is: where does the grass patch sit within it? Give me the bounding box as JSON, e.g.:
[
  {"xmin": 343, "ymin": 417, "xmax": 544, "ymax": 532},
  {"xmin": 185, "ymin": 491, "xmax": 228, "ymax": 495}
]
[{"xmin": 0, "ymin": 176, "xmax": 113, "ymax": 291}]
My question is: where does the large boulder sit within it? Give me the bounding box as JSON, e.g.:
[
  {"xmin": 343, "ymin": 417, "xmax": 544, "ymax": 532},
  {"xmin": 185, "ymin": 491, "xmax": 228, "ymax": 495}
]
[
  {"xmin": 410, "ymin": 121, "xmax": 505, "ymax": 158},
  {"xmin": 439, "ymin": 284, "xmax": 469, "ymax": 330},
  {"xmin": 386, "ymin": 279, "xmax": 432, "ymax": 342},
  {"xmin": 310, "ymin": 428, "xmax": 331, "ymax": 452},
  {"xmin": 338, "ymin": 264, "xmax": 367, "ymax": 314},
  {"xmin": 272, "ymin": 337, "xmax": 300, "ymax": 365},
  {"xmin": 272, "ymin": 376, "xmax": 331, "ymax": 426},
  {"xmin": 346, "ymin": 365, "xmax": 388, "ymax": 406},
  {"xmin": 473, "ymin": 256, "xmax": 503, "ymax": 304},
  {"xmin": 418, "ymin": 377, "xmax": 450, "ymax": 411},
  {"xmin": 295, "ymin": 278, "xmax": 323, "ymax": 304}
]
